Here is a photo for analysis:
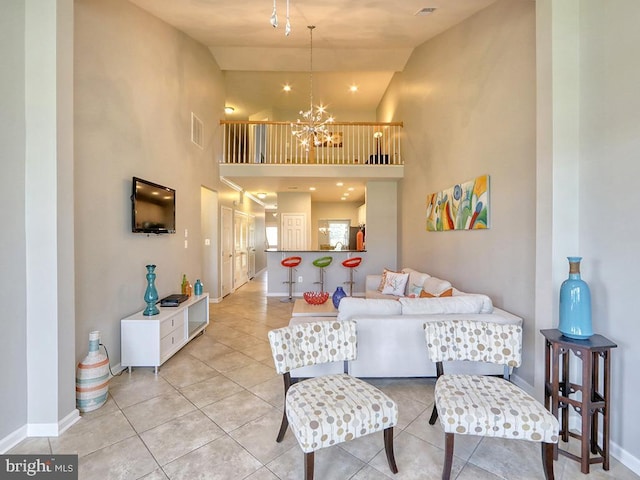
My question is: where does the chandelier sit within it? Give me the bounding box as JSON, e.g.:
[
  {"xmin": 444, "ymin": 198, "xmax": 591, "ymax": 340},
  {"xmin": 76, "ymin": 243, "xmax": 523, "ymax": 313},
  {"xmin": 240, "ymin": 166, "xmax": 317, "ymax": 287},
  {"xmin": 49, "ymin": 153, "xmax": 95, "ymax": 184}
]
[
  {"xmin": 270, "ymin": 0, "xmax": 291, "ymax": 36},
  {"xmin": 291, "ymin": 25, "xmax": 335, "ymax": 151}
]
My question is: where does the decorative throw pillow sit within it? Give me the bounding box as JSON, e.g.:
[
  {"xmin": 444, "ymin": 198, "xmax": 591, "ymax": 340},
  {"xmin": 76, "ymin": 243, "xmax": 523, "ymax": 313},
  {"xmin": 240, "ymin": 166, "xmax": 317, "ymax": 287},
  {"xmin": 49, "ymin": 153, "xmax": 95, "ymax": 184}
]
[
  {"xmin": 377, "ymin": 268, "xmax": 399, "ymax": 292},
  {"xmin": 408, "ymin": 283, "xmax": 424, "ymax": 297},
  {"xmin": 402, "ymin": 268, "xmax": 431, "ymax": 292},
  {"xmin": 381, "ymin": 272, "xmax": 410, "ymax": 296},
  {"xmin": 420, "ymin": 287, "xmax": 453, "ymax": 298},
  {"xmin": 421, "ymin": 276, "xmax": 453, "ymax": 296}
]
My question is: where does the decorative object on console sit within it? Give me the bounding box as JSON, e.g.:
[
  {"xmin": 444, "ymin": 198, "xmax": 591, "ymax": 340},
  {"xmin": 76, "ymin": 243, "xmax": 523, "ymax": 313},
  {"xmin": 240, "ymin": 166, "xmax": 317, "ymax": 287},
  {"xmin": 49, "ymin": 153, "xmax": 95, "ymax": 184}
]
[
  {"xmin": 332, "ymin": 286, "xmax": 347, "ymax": 308},
  {"xmin": 194, "ymin": 279, "xmax": 203, "ymax": 296},
  {"xmin": 303, "ymin": 291, "xmax": 329, "ymax": 305},
  {"xmin": 426, "ymin": 174, "xmax": 490, "ymax": 231},
  {"xmin": 143, "ymin": 264, "xmax": 159, "ymax": 316},
  {"xmin": 559, "ymin": 256, "xmax": 593, "ymax": 339},
  {"xmin": 76, "ymin": 331, "xmax": 109, "ymax": 413}
]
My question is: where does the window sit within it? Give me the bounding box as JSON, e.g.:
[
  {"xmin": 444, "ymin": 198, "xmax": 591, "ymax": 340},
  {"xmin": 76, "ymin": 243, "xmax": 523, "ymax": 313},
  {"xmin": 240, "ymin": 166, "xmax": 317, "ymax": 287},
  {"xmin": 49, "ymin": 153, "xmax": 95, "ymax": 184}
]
[
  {"xmin": 318, "ymin": 219, "xmax": 350, "ymax": 249},
  {"xmin": 266, "ymin": 226, "xmax": 278, "ymax": 248}
]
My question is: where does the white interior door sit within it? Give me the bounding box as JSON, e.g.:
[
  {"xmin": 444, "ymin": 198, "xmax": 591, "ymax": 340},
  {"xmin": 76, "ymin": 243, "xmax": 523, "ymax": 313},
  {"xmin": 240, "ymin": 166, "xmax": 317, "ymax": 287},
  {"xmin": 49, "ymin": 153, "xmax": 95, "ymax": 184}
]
[
  {"xmin": 221, "ymin": 206, "xmax": 233, "ymax": 297},
  {"xmin": 234, "ymin": 211, "xmax": 249, "ymax": 288},
  {"xmin": 248, "ymin": 215, "xmax": 256, "ymax": 279},
  {"xmin": 281, "ymin": 213, "xmax": 307, "ymax": 250}
]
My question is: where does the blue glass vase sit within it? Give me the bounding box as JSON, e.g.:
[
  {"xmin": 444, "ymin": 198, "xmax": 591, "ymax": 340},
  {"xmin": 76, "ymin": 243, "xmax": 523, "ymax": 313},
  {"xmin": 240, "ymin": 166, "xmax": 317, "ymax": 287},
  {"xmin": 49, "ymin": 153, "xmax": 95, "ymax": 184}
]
[
  {"xmin": 194, "ymin": 279, "xmax": 203, "ymax": 296},
  {"xmin": 143, "ymin": 264, "xmax": 160, "ymax": 316},
  {"xmin": 332, "ymin": 286, "xmax": 347, "ymax": 309},
  {"xmin": 559, "ymin": 257, "xmax": 592, "ymax": 339}
]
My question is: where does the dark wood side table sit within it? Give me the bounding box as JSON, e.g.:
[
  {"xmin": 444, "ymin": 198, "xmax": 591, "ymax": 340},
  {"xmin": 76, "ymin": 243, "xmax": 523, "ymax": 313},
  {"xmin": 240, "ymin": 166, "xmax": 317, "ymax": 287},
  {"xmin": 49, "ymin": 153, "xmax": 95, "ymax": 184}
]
[{"xmin": 541, "ymin": 329, "xmax": 617, "ymax": 474}]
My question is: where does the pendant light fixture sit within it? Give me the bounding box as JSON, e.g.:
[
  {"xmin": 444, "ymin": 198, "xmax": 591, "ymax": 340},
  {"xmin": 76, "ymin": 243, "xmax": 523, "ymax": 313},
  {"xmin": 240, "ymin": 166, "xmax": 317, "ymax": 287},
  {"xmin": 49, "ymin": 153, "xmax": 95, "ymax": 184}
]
[
  {"xmin": 291, "ymin": 25, "xmax": 334, "ymax": 151},
  {"xmin": 270, "ymin": 0, "xmax": 291, "ymax": 36}
]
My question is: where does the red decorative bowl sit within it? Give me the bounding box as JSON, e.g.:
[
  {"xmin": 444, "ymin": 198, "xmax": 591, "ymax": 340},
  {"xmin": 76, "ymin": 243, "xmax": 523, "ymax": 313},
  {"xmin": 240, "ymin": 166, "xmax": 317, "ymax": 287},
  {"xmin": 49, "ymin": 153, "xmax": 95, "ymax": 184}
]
[{"xmin": 303, "ymin": 291, "xmax": 330, "ymax": 305}]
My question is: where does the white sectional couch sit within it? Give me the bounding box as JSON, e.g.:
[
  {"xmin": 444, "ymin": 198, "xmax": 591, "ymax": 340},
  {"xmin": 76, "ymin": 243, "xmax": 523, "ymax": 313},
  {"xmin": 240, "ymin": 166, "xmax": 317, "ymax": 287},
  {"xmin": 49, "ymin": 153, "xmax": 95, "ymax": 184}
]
[{"xmin": 289, "ymin": 268, "xmax": 523, "ymax": 378}]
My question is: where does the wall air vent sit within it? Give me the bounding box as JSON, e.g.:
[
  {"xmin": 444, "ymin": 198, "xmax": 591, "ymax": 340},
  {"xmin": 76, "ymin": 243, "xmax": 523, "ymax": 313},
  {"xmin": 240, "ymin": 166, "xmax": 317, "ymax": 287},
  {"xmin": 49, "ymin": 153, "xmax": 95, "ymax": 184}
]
[
  {"xmin": 191, "ymin": 112, "xmax": 204, "ymax": 149},
  {"xmin": 415, "ymin": 7, "xmax": 437, "ymax": 16}
]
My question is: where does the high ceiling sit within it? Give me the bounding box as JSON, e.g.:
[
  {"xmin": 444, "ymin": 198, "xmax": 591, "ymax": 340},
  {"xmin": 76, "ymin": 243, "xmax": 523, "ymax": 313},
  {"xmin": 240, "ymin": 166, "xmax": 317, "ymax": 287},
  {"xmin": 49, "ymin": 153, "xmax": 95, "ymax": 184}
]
[{"xmin": 128, "ymin": 0, "xmax": 499, "ymax": 204}]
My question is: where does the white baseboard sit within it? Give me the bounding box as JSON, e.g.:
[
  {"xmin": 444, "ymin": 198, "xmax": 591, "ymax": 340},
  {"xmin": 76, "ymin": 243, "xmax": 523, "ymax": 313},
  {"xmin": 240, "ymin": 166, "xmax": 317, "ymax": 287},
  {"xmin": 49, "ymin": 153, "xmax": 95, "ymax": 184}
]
[
  {"xmin": 1, "ymin": 409, "xmax": 81, "ymax": 453},
  {"xmin": 511, "ymin": 374, "xmax": 640, "ymax": 476},
  {"xmin": 27, "ymin": 408, "xmax": 80, "ymax": 438},
  {"xmin": 0, "ymin": 425, "xmax": 28, "ymax": 454},
  {"xmin": 58, "ymin": 409, "xmax": 81, "ymax": 435},
  {"xmin": 611, "ymin": 442, "xmax": 640, "ymax": 476}
]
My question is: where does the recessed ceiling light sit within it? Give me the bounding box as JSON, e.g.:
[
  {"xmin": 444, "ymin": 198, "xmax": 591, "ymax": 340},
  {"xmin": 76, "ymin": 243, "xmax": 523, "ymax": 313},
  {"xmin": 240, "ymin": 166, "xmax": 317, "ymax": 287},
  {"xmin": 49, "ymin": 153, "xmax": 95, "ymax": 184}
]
[
  {"xmin": 336, "ymin": 182, "xmax": 344, "ymax": 187},
  {"xmin": 350, "ymin": 85, "xmax": 358, "ymax": 92},
  {"xmin": 257, "ymin": 192, "xmax": 267, "ymax": 199},
  {"xmin": 309, "ymin": 187, "xmax": 316, "ymax": 191},
  {"xmin": 348, "ymin": 187, "xmax": 354, "ymax": 191},
  {"xmin": 224, "ymin": 106, "xmax": 235, "ymax": 114},
  {"xmin": 283, "ymin": 84, "xmax": 292, "ymax": 92},
  {"xmin": 340, "ymin": 197, "xmax": 346, "ymax": 201},
  {"xmin": 344, "ymin": 193, "xmax": 350, "ymax": 196},
  {"xmin": 415, "ymin": 7, "xmax": 437, "ymax": 16}
]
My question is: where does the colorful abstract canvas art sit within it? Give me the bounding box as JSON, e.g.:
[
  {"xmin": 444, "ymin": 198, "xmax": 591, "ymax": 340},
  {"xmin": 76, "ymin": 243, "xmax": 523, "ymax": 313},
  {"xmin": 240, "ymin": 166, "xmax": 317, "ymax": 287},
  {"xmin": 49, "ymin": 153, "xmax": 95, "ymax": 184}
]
[{"xmin": 426, "ymin": 175, "xmax": 490, "ymax": 231}]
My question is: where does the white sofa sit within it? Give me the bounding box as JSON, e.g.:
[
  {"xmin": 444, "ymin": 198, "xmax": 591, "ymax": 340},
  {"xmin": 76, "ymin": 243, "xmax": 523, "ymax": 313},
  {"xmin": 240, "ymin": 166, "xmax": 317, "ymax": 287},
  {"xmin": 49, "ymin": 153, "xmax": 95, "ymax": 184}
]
[{"xmin": 289, "ymin": 269, "xmax": 523, "ymax": 378}]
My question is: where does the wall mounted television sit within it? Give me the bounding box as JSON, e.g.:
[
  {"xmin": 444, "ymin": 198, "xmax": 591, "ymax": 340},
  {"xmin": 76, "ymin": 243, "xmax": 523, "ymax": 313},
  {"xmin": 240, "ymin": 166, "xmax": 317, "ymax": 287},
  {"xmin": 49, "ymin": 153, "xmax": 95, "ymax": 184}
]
[{"xmin": 131, "ymin": 177, "xmax": 176, "ymax": 234}]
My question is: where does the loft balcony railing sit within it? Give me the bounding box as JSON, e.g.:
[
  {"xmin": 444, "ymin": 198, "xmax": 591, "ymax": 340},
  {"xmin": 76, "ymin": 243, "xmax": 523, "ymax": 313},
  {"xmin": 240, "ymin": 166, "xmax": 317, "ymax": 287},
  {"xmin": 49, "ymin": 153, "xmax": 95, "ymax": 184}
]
[{"xmin": 220, "ymin": 120, "xmax": 403, "ymax": 165}]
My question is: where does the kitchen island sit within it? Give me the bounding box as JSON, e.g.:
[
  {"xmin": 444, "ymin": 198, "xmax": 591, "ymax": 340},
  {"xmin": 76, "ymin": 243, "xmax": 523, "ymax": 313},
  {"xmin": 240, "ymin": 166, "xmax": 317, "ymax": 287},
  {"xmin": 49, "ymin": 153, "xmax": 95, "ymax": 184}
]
[{"xmin": 266, "ymin": 250, "xmax": 368, "ymax": 298}]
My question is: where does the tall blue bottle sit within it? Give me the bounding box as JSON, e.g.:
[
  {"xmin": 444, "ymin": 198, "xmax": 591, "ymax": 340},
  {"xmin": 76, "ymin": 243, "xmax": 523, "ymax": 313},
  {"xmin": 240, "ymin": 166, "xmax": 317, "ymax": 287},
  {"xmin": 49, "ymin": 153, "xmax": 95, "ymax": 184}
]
[{"xmin": 558, "ymin": 257, "xmax": 592, "ymax": 339}]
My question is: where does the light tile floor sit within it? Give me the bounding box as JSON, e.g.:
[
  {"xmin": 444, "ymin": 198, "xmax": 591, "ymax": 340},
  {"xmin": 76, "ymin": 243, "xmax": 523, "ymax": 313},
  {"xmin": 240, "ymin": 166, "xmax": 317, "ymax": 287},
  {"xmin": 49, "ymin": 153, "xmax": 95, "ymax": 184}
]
[{"xmin": 9, "ymin": 271, "xmax": 640, "ymax": 480}]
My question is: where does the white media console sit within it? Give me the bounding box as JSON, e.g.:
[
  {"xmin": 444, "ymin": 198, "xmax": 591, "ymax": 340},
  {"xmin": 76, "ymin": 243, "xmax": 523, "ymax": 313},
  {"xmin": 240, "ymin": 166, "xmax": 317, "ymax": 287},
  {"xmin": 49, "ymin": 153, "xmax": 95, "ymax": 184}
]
[{"xmin": 121, "ymin": 293, "xmax": 209, "ymax": 373}]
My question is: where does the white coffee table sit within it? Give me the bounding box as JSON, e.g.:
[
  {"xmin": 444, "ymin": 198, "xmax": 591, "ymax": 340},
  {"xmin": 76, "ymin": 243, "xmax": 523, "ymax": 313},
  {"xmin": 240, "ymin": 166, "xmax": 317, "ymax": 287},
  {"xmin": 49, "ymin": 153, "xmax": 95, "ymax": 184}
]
[{"xmin": 292, "ymin": 299, "xmax": 338, "ymax": 317}]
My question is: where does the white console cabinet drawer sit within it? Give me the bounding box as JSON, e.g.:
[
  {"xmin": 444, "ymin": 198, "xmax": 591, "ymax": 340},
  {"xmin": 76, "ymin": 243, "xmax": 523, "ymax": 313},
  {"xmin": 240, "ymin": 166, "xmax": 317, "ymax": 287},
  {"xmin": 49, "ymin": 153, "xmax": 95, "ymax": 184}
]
[
  {"xmin": 121, "ymin": 293, "xmax": 209, "ymax": 373},
  {"xmin": 160, "ymin": 312, "xmax": 184, "ymax": 338},
  {"xmin": 160, "ymin": 328, "xmax": 183, "ymax": 360}
]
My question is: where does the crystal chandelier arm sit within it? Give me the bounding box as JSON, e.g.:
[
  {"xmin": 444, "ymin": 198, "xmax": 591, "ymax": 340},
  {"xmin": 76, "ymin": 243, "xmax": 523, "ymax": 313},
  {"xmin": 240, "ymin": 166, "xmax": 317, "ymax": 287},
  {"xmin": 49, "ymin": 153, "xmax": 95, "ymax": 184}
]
[
  {"xmin": 270, "ymin": 0, "xmax": 278, "ymax": 28},
  {"xmin": 285, "ymin": 0, "xmax": 291, "ymax": 36}
]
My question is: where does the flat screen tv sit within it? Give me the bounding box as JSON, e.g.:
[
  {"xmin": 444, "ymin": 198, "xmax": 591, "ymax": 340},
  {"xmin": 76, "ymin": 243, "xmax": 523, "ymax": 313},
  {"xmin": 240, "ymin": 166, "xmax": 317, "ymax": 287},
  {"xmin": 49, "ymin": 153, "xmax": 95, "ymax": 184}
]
[{"xmin": 131, "ymin": 177, "xmax": 176, "ymax": 234}]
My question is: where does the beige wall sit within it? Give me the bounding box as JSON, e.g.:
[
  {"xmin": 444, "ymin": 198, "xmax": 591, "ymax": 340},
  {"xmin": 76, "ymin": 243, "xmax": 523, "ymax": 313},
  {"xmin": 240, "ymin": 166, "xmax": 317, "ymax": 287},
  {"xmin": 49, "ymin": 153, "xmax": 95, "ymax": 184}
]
[
  {"xmin": 74, "ymin": 0, "xmax": 226, "ymax": 364},
  {"xmin": 0, "ymin": 0, "xmax": 28, "ymax": 440},
  {"xmin": 378, "ymin": 0, "xmax": 537, "ymax": 381},
  {"xmin": 577, "ymin": 0, "xmax": 640, "ymax": 463}
]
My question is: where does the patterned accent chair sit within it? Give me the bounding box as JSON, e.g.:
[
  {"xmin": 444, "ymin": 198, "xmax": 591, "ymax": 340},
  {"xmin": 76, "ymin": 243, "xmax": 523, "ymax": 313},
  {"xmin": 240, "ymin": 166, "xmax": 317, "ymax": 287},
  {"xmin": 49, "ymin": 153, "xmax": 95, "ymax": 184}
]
[
  {"xmin": 268, "ymin": 320, "xmax": 399, "ymax": 480},
  {"xmin": 423, "ymin": 320, "xmax": 559, "ymax": 480}
]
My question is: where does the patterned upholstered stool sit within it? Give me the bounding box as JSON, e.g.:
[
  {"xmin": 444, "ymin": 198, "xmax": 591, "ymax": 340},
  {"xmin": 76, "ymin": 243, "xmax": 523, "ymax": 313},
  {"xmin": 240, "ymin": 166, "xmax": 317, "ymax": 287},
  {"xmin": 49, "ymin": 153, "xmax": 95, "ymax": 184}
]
[
  {"xmin": 423, "ymin": 320, "xmax": 559, "ymax": 480},
  {"xmin": 268, "ymin": 320, "xmax": 399, "ymax": 480}
]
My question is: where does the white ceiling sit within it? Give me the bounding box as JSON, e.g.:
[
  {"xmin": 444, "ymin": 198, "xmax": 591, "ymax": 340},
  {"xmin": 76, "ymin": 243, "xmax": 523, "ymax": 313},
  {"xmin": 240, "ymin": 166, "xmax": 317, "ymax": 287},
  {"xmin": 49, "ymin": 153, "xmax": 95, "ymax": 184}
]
[{"xmin": 127, "ymin": 0, "xmax": 499, "ymax": 204}]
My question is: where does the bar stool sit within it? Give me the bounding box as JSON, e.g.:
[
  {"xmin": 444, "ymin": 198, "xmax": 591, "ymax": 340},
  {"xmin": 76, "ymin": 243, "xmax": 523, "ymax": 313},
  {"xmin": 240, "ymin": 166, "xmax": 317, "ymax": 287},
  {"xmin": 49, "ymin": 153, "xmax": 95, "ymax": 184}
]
[
  {"xmin": 312, "ymin": 256, "xmax": 332, "ymax": 292},
  {"xmin": 342, "ymin": 257, "xmax": 362, "ymax": 296},
  {"xmin": 281, "ymin": 256, "xmax": 302, "ymax": 303}
]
